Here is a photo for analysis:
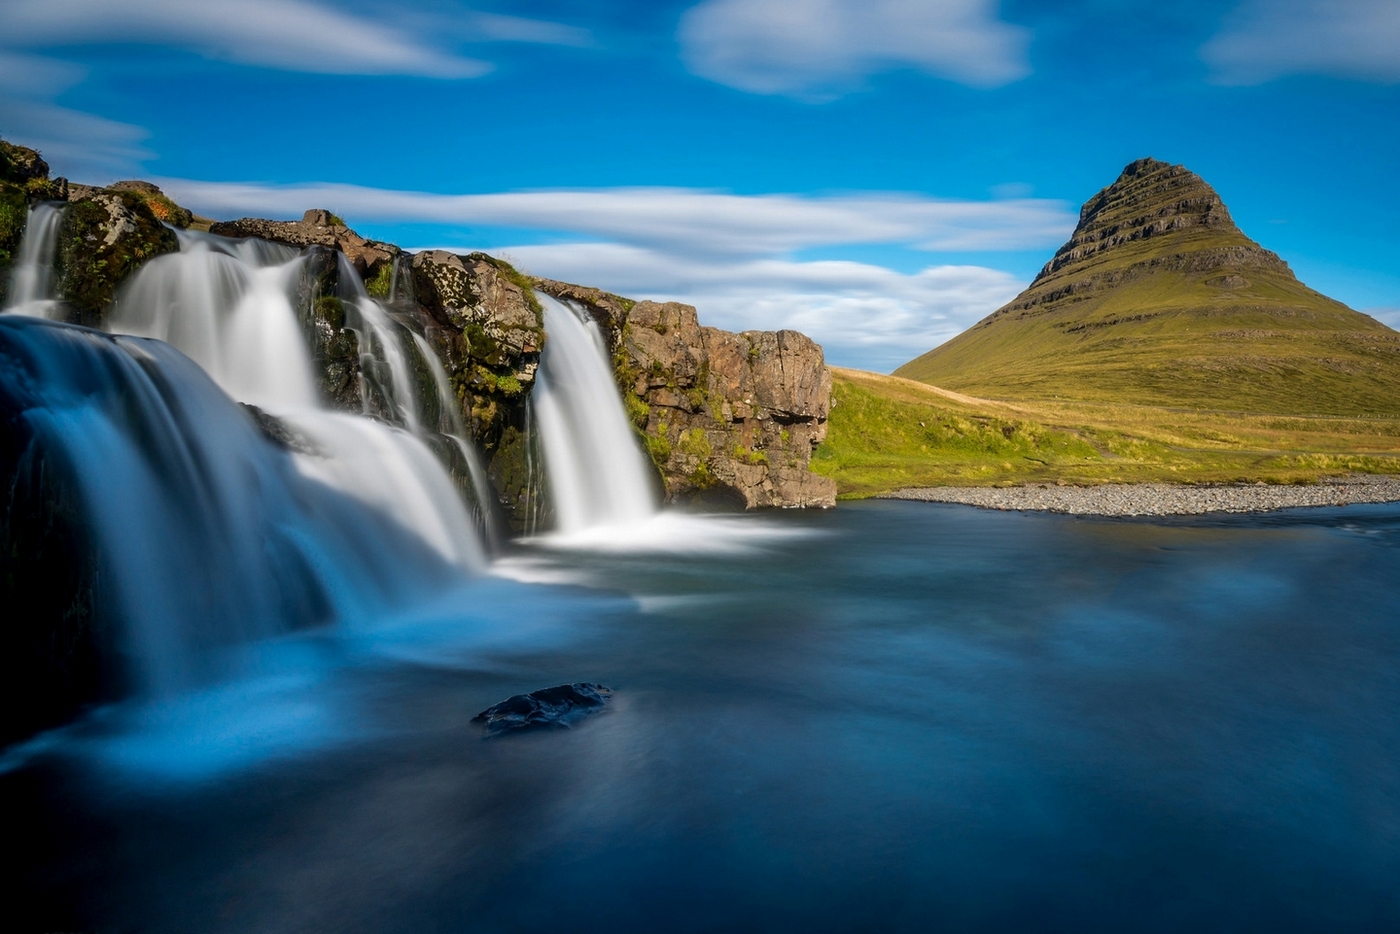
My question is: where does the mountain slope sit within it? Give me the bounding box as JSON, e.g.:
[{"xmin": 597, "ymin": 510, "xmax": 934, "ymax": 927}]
[{"xmin": 895, "ymin": 158, "xmax": 1400, "ymax": 416}]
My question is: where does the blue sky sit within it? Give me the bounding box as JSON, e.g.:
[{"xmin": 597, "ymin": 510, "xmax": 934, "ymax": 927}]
[{"xmin": 2, "ymin": 0, "xmax": 1397, "ymax": 371}]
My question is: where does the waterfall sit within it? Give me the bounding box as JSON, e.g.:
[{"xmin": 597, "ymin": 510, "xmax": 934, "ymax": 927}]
[
  {"xmin": 0, "ymin": 316, "xmax": 471, "ymax": 696},
  {"xmin": 3, "ymin": 202, "xmax": 66, "ymax": 318},
  {"xmin": 105, "ymin": 231, "xmax": 494, "ymax": 559},
  {"xmin": 534, "ymin": 294, "xmax": 657, "ymax": 533},
  {"xmin": 109, "ymin": 232, "xmax": 317, "ymax": 409}
]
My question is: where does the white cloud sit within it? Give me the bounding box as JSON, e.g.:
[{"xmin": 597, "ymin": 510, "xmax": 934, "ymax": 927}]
[
  {"xmin": 0, "ymin": 0, "xmax": 490, "ymax": 78},
  {"xmin": 1366, "ymin": 307, "xmax": 1400, "ymax": 330},
  {"xmin": 677, "ymin": 0, "xmax": 1030, "ymax": 97},
  {"xmin": 0, "ymin": 50, "xmax": 151, "ymax": 177},
  {"xmin": 155, "ymin": 179, "xmax": 1074, "ymax": 257},
  {"xmin": 490, "ymin": 242, "xmax": 1021, "ymax": 372},
  {"xmin": 1202, "ymin": 0, "xmax": 1400, "ymax": 85},
  {"xmin": 150, "ymin": 177, "xmax": 1056, "ymax": 370}
]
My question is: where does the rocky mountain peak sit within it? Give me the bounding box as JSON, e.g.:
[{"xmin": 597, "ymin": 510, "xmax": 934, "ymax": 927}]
[{"xmin": 1037, "ymin": 157, "xmax": 1242, "ymax": 281}]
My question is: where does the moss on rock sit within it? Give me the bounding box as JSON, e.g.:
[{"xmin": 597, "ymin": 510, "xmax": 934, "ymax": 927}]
[{"xmin": 57, "ymin": 191, "xmax": 179, "ymax": 324}]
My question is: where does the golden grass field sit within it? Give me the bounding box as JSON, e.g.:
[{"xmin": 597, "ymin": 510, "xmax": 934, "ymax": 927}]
[{"xmin": 811, "ymin": 367, "xmax": 1400, "ymax": 499}]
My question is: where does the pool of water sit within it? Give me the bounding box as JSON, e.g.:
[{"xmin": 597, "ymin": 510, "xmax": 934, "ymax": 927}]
[{"xmin": 5, "ymin": 500, "xmax": 1399, "ymax": 932}]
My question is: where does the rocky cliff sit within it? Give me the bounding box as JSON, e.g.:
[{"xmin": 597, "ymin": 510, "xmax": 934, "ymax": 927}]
[
  {"xmin": 896, "ymin": 157, "xmax": 1400, "ymax": 416},
  {"xmin": 536, "ymin": 279, "xmax": 835, "ymax": 508},
  {"xmin": 1, "ymin": 136, "xmax": 833, "ymax": 519}
]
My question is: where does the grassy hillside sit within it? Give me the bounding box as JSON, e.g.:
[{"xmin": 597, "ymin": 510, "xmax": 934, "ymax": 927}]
[
  {"xmin": 895, "ymin": 159, "xmax": 1400, "ymax": 417},
  {"xmin": 812, "ymin": 368, "xmax": 1400, "ymax": 498}
]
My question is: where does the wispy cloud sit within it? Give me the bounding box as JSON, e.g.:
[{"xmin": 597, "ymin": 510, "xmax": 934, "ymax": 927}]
[
  {"xmin": 0, "ymin": 1, "xmax": 591, "ymax": 176},
  {"xmin": 1202, "ymin": 0, "xmax": 1400, "ymax": 85},
  {"xmin": 677, "ymin": 0, "xmax": 1030, "ymax": 98},
  {"xmin": 1366, "ymin": 307, "xmax": 1400, "ymax": 330},
  {"xmin": 0, "ymin": 50, "xmax": 151, "ymax": 177},
  {"xmin": 490, "ymin": 241, "xmax": 1022, "ymax": 371},
  {"xmin": 1, "ymin": 0, "xmax": 491, "ymax": 78},
  {"xmin": 155, "ymin": 179, "xmax": 1074, "ymax": 257},
  {"xmin": 153, "ymin": 177, "xmax": 1051, "ymax": 371}
]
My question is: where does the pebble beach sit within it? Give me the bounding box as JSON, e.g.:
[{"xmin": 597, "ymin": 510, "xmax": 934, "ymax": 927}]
[{"xmin": 880, "ymin": 476, "xmax": 1400, "ymax": 517}]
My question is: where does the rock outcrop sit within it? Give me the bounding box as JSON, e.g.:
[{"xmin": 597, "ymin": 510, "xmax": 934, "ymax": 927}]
[
  {"xmin": 2, "ymin": 133, "xmax": 834, "ymax": 517},
  {"xmin": 212, "ymin": 210, "xmax": 398, "ymax": 281},
  {"xmin": 896, "ymin": 157, "xmax": 1400, "ymax": 416},
  {"xmin": 56, "ymin": 189, "xmax": 180, "ymax": 324},
  {"xmin": 536, "ymin": 279, "xmax": 836, "ymax": 508},
  {"xmin": 473, "ymin": 682, "xmax": 613, "ymax": 734}
]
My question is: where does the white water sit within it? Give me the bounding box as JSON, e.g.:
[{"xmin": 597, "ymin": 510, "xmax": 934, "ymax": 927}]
[
  {"xmin": 0, "ymin": 319, "xmax": 472, "ymax": 696},
  {"xmin": 105, "ymin": 233, "xmax": 491, "ymax": 568},
  {"xmin": 109, "ymin": 234, "xmax": 318, "ymax": 409},
  {"xmin": 3, "ymin": 201, "xmax": 65, "ymax": 318},
  {"xmin": 534, "ymin": 294, "xmax": 658, "ymax": 533}
]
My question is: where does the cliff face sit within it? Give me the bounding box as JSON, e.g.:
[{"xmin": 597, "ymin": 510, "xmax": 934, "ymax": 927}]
[
  {"xmin": 896, "ymin": 158, "xmax": 1400, "ymax": 416},
  {"xmin": 536, "ymin": 279, "xmax": 836, "ymax": 509},
  {"xmin": 1, "ymin": 134, "xmax": 834, "ymax": 519}
]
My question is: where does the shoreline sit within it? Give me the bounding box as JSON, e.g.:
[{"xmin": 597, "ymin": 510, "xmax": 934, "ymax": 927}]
[{"xmin": 878, "ymin": 475, "xmax": 1400, "ymax": 517}]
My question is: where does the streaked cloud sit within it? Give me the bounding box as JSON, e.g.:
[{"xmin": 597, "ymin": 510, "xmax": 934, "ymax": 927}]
[
  {"xmin": 493, "ymin": 241, "xmax": 1021, "ymax": 370},
  {"xmin": 156, "ymin": 179, "xmax": 1074, "ymax": 257},
  {"xmin": 152, "ymin": 177, "xmax": 1053, "ymax": 369},
  {"xmin": 677, "ymin": 0, "xmax": 1030, "ymax": 97},
  {"xmin": 0, "ymin": 0, "xmax": 490, "ymax": 78},
  {"xmin": 1202, "ymin": 0, "xmax": 1400, "ymax": 85}
]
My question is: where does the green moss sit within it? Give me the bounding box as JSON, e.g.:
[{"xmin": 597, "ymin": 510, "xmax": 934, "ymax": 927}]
[
  {"xmin": 645, "ymin": 424, "xmax": 673, "ymax": 468},
  {"xmin": 687, "ymin": 461, "xmax": 716, "ymax": 489},
  {"xmin": 327, "ymin": 212, "xmax": 345, "ymax": 227},
  {"xmin": 624, "ymin": 392, "xmax": 650, "ymax": 428},
  {"xmin": 57, "ymin": 192, "xmax": 179, "ymax": 321},
  {"xmin": 0, "ymin": 188, "xmax": 25, "ymax": 272},
  {"xmin": 496, "ymin": 374, "xmax": 523, "ymax": 396},
  {"xmin": 364, "ymin": 263, "xmax": 392, "ymax": 298},
  {"xmin": 731, "ymin": 444, "xmax": 768, "ymax": 466},
  {"xmin": 677, "ymin": 428, "xmax": 711, "ymax": 458},
  {"xmin": 313, "ymin": 295, "xmax": 345, "ymax": 329}
]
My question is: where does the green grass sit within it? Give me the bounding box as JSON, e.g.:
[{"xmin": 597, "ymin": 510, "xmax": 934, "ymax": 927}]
[
  {"xmin": 896, "ymin": 227, "xmax": 1400, "ymax": 417},
  {"xmin": 812, "ymin": 368, "xmax": 1400, "ymax": 498}
]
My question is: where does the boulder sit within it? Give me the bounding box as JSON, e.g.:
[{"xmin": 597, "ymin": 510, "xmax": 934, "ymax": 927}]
[
  {"xmin": 56, "ymin": 189, "xmax": 179, "ymax": 325},
  {"xmin": 473, "ymin": 683, "xmax": 613, "ymax": 734}
]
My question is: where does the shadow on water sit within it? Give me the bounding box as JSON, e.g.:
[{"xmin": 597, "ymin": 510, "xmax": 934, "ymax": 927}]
[{"xmin": 3, "ymin": 500, "xmax": 1399, "ymax": 933}]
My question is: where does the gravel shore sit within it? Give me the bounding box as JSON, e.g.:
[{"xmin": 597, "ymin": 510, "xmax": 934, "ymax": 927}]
[{"xmin": 880, "ymin": 476, "xmax": 1400, "ymax": 517}]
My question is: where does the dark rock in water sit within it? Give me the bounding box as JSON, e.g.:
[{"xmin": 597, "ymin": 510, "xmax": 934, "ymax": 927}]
[{"xmin": 473, "ymin": 683, "xmax": 613, "ymax": 734}]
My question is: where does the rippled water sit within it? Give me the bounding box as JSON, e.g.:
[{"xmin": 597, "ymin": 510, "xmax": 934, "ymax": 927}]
[{"xmin": 5, "ymin": 500, "xmax": 1399, "ymax": 933}]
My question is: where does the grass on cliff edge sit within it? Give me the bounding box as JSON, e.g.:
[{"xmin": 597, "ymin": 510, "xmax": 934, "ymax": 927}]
[{"xmin": 811, "ymin": 368, "xmax": 1400, "ymax": 498}]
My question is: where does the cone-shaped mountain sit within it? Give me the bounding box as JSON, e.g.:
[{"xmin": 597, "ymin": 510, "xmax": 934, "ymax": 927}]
[{"xmin": 895, "ymin": 158, "xmax": 1400, "ymax": 416}]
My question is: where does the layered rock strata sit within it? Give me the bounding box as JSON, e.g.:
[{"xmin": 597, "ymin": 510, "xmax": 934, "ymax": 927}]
[{"xmin": 896, "ymin": 157, "xmax": 1400, "ymax": 416}]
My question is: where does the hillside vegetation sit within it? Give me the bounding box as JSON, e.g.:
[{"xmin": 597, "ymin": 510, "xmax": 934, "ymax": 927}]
[
  {"xmin": 812, "ymin": 368, "xmax": 1400, "ymax": 498},
  {"xmin": 896, "ymin": 158, "xmax": 1400, "ymax": 417}
]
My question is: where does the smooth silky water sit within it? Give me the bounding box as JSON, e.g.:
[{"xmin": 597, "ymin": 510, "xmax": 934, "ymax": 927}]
[
  {"xmin": 5, "ymin": 499, "xmax": 1399, "ymax": 932},
  {"xmin": 3, "ymin": 220, "xmax": 1396, "ymax": 931}
]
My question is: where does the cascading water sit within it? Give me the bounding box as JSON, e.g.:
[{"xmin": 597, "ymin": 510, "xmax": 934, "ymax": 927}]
[
  {"xmin": 109, "ymin": 231, "xmax": 317, "ymax": 409},
  {"xmin": 105, "ymin": 232, "xmax": 491, "ymax": 567},
  {"xmin": 0, "ymin": 226, "xmax": 513, "ymax": 698},
  {"xmin": 533, "ymin": 294, "xmax": 658, "ymax": 533},
  {"xmin": 0, "ymin": 316, "xmax": 468, "ymax": 696},
  {"xmin": 3, "ymin": 202, "xmax": 66, "ymax": 318}
]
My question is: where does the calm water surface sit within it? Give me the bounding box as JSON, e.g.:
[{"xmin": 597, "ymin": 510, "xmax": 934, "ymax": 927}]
[{"xmin": 5, "ymin": 500, "xmax": 1399, "ymax": 932}]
